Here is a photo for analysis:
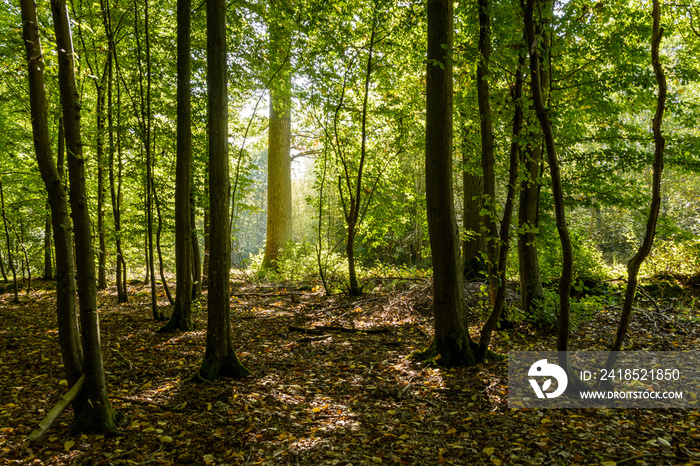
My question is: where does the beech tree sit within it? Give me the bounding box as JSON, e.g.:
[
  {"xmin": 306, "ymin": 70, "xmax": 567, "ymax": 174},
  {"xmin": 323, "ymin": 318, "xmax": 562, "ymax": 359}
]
[
  {"xmin": 198, "ymin": 0, "xmax": 250, "ymax": 380},
  {"xmin": 421, "ymin": 0, "xmax": 475, "ymax": 367},
  {"xmin": 261, "ymin": 0, "xmax": 293, "ymax": 271},
  {"xmin": 50, "ymin": 0, "xmax": 116, "ymax": 430}
]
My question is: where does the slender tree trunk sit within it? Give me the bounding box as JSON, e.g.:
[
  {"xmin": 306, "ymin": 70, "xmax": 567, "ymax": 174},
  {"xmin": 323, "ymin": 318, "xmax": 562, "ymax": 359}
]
[
  {"xmin": 477, "ymin": 50, "xmax": 526, "ymax": 359},
  {"xmin": 422, "ymin": 0, "xmax": 475, "ymax": 367},
  {"xmin": 524, "ymin": 0, "xmax": 578, "ymax": 383},
  {"xmin": 44, "ymin": 206, "xmax": 53, "ymax": 280},
  {"xmin": 202, "ymin": 191, "xmax": 210, "ymax": 286},
  {"xmin": 191, "ymin": 191, "xmax": 202, "ymax": 299},
  {"xmin": 261, "ymin": 0, "xmax": 293, "ymax": 271},
  {"xmin": 15, "ymin": 220, "xmax": 31, "ymax": 294},
  {"xmin": 0, "ymin": 248, "xmax": 7, "ymax": 283},
  {"xmin": 199, "ymin": 0, "xmax": 250, "ymax": 380},
  {"xmin": 135, "ymin": 0, "xmax": 161, "ymax": 319},
  {"xmin": 50, "ymin": 0, "xmax": 116, "ymax": 431},
  {"xmin": 96, "ymin": 75, "xmax": 107, "ymax": 290},
  {"xmin": 19, "ymin": 0, "xmax": 83, "ymax": 414},
  {"xmin": 461, "ymin": 121, "xmax": 486, "ymax": 279},
  {"xmin": 0, "ymin": 181, "xmax": 18, "ymax": 302},
  {"xmin": 517, "ymin": 140, "xmax": 544, "ymax": 317},
  {"xmin": 152, "ymin": 181, "xmax": 174, "ymax": 305},
  {"xmin": 607, "ymin": 0, "xmax": 665, "ymax": 355},
  {"xmin": 476, "ymin": 0, "xmax": 498, "ymax": 305},
  {"xmin": 162, "ymin": 0, "xmax": 194, "ymax": 330},
  {"xmin": 518, "ymin": 18, "xmax": 548, "ymax": 320}
]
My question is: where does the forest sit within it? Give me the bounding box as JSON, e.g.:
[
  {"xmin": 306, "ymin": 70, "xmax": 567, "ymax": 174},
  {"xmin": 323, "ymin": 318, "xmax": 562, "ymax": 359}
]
[{"xmin": 1, "ymin": 0, "xmax": 700, "ymax": 463}]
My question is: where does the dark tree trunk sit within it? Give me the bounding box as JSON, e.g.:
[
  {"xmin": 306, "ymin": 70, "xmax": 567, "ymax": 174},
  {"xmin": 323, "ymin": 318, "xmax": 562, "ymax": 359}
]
[
  {"xmin": 0, "ymin": 181, "xmax": 19, "ymax": 302},
  {"xmin": 421, "ymin": 0, "xmax": 475, "ymax": 367},
  {"xmin": 199, "ymin": 0, "xmax": 250, "ymax": 380},
  {"xmin": 0, "ymin": 248, "xmax": 7, "ymax": 283},
  {"xmin": 461, "ymin": 134, "xmax": 486, "ymax": 279},
  {"xmin": 50, "ymin": 0, "xmax": 116, "ymax": 431},
  {"xmin": 162, "ymin": 0, "xmax": 193, "ymax": 331},
  {"xmin": 517, "ymin": 140, "xmax": 544, "ymax": 317},
  {"xmin": 19, "ymin": 0, "xmax": 83, "ymax": 413},
  {"xmin": 608, "ymin": 0, "xmax": 666, "ymax": 355},
  {"xmin": 476, "ymin": 0, "xmax": 498, "ymax": 305},
  {"xmin": 153, "ymin": 180, "xmax": 174, "ymax": 305},
  {"xmin": 518, "ymin": 13, "xmax": 549, "ymax": 320},
  {"xmin": 202, "ymin": 193, "xmax": 210, "ymax": 286},
  {"xmin": 477, "ymin": 50, "xmax": 526, "ymax": 359},
  {"xmin": 44, "ymin": 206, "xmax": 53, "ymax": 280},
  {"xmin": 524, "ymin": 0, "xmax": 578, "ymax": 383},
  {"xmin": 96, "ymin": 74, "xmax": 107, "ymax": 290}
]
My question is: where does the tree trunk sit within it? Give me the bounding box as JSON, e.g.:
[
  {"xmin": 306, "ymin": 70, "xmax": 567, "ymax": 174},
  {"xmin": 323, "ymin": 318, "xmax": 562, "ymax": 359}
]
[
  {"xmin": 153, "ymin": 181, "xmax": 174, "ymax": 305},
  {"xmin": 191, "ymin": 191, "xmax": 202, "ymax": 299},
  {"xmin": 261, "ymin": 1, "xmax": 293, "ymax": 271},
  {"xmin": 461, "ymin": 121, "xmax": 486, "ymax": 279},
  {"xmin": 135, "ymin": 0, "xmax": 161, "ymax": 320},
  {"xmin": 15, "ymin": 220, "xmax": 31, "ymax": 294},
  {"xmin": 476, "ymin": 0, "xmax": 498, "ymax": 305},
  {"xmin": 607, "ymin": 0, "xmax": 665, "ymax": 355},
  {"xmin": 524, "ymin": 0, "xmax": 577, "ymax": 382},
  {"xmin": 0, "ymin": 248, "xmax": 7, "ymax": 283},
  {"xmin": 199, "ymin": 0, "xmax": 250, "ymax": 380},
  {"xmin": 477, "ymin": 49, "xmax": 526, "ymax": 359},
  {"xmin": 518, "ymin": 15, "xmax": 549, "ymax": 320},
  {"xmin": 0, "ymin": 181, "xmax": 18, "ymax": 302},
  {"xmin": 422, "ymin": 0, "xmax": 475, "ymax": 367},
  {"xmin": 44, "ymin": 206, "xmax": 53, "ymax": 280},
  {"xmin": 162, "ymin": 0, "xmax": 193, "ymax": 331},
  {"xmin": 202, "ymin": 192, "xmax": 210, "ymax": 286},
  {"xmin": 517, "ymin": 140, "xmax": 544, "ymax": 317},
  {"xmin": 50, "ymin": 0, "xmax": 116, "ymax": 431},
  {"xmin": 96, "ymin": 74, "xmax": 107, "ymax": 290}
]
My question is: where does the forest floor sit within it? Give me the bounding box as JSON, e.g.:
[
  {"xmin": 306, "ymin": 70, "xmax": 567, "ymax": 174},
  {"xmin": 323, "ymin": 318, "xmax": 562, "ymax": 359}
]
[{"xmin": 1, "ymin": 276, "xmax": 700, "ymax": 465}]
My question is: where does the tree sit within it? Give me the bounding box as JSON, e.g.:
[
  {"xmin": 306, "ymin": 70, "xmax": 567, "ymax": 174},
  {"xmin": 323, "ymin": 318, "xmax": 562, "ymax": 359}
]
[
  {"xmin": 199, "ymin": 0, "xmax": 250, "ymax": 380},
  {"xmin": 50, "ymin": 0, "xmax": 116, "ymax": 431},
  {"xmin": 161, "ymin": 0, "xmax": 193, "ymax": 332},
  {"xmin": 19, "ymin": 0, "xmax": 83, "ymax": 414},
  {"xmin": 421, "ymin": 0, "xmax": 475, "ymax": 367},
  {"xmin": 261, "ymin": 0, "xmax": 293, "ymax": 271},
  {"xmin": 607, "ymin": 0, "xmax": 666, "ymax": 355}
]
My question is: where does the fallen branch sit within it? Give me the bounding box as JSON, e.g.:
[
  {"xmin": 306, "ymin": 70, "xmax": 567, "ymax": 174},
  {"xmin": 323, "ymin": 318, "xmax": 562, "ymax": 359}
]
[
  {"xmin": 27, "ymin": 375, "xmax": 84, "ymax": 442},
  {"xmin": 297, "ymin": 335, "xmax": 331, "ymax": 343},
  {"xmin": 289, "ymin": 325, "xmax": 389, "ymax": 335}
]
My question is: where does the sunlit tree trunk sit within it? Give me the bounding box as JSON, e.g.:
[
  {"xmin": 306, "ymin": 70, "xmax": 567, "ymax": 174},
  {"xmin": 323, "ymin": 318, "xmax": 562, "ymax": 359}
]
[{"xmin": 261, "ymin": 0, "xmax": 293, "ymax": 271}]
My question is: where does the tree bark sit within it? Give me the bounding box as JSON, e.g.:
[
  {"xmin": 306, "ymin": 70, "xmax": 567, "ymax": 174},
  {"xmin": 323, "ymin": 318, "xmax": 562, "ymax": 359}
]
[
  {"xmin": 524, "ymin": 0, "xmax": 577, "ymax": 383},
  {"xmin": 261, "ymin": 0, "xmax": 293, "ymax": 271},
  {"xmin": 50, "ymin": 0, "xmax": 116, "ymax": 431},
  {"xmin": 422, "ymin": 0, "xmax": 475, "ymax": 367},
  {"xmin": 476, "ymin": 0, "xmax": 498, "ymax": 305},
  {"xmin": 608, "ymin": 0, "xmax": 665, "ymax": 355},
  {"xmin": 477, "ymin": 50, "xmax": 526, "ymax": 359},
  {"xmin": 191, "ymin": 190, "xmax": 202, "ymax": 299},
  {"xmin": 162, "ymin": 0, "xmax": 193, "ymax": 330},
  {"xmin": 44, "ymin": 206, "xmax": 53, "ymax": 280},
  {"xmin": 0, "ymin": 181, "xmax": 18, "ymax": 302},
  {"xmin": 199, "ymin": 0, "xmax": 250, "ymax": 380}
]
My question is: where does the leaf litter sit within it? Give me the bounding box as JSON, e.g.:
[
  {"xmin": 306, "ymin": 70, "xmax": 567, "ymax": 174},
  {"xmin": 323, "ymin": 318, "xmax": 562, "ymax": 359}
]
[{"xmin": 0, "ymin": 279, "xmax": 699, "ymax": 465}]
